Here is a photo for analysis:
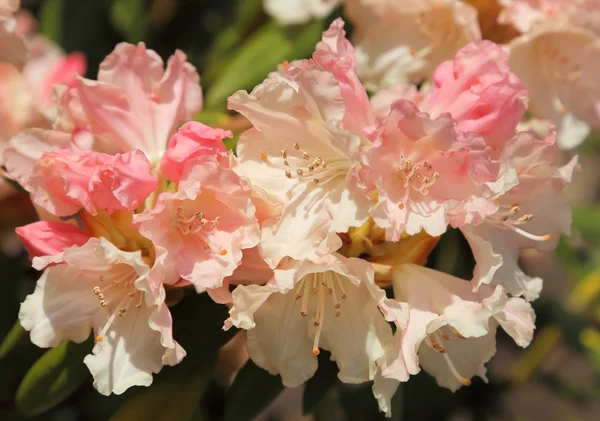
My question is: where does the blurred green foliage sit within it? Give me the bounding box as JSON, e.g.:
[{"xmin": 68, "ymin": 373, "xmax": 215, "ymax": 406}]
[{"xmin": 0, "ymin": 1, "xmax": 599, "ymax": 420}]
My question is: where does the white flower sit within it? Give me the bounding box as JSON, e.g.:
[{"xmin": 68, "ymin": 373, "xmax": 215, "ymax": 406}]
[{"xmin": 19, "ymin": 237, "xmax": 184, "ymax": 395}]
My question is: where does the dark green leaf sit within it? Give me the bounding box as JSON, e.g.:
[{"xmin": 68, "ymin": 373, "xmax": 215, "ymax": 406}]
[
  {"xmin": 16, "ymin": 340, "xmax": 92, "ymax": 416},
  {"xmin": 170, "ymin": 291, "xmax": 237, "ymax": 365},
  {"xmin": 110, "ymin": 0, "xmax": 148, "ymax": 43},
  {"xmin": 223, "ymin": 360, "xmax": 284, "ymax": 421},
  {"xmin": 205, "ymin": 19, "xmax": 325, "ymax": 110},
  {"xmin": 109, "ymin": 355, "xmax": 215, "ymax": 421},
  {"xmin": 0, "ymin": 321, "xmax": 24, "ymax": 360},
  {"xmin": 303, "ymin": 351, "xmax": 338, "ymax": 415},
  {"xmin": 202, "ymin": 0, "xmax": 264, "ymax": 85}
]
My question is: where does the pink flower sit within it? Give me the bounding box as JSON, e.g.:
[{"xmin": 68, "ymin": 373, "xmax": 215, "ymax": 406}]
[
  {"xmin": 229, "ymin": 19, "xmax": 371, "ymax": 267},
  {"xmin": 16, "ymin": 220, "xmax": 91, "ymax": 260},
  {"xmin": 55, "ymin": 42, "xmax": 202, "ymax": 164},
  {"xmin": 313, "ymin": 18, "xmax": 375, "ymax": 136},
  {"xmin": 499, "ymin": 0, "xmax": 600, "ymax": 149},
  {"xmin": 26, "ymin": 149, "xmax": 157, "ymax": 217},
  {"xmin": 462, "ymin": 129, "xmax": 578, "ymax": 300},
  {"xmin": 384, "ymin": 264, "xmax": 535, "ymax": 390},
  {"xmin": 19, "ymin": 237, "xmax": 185, "ymax": 395},
  {"xmin": 160, "ymin": 121, "xmax": 231, "ymax": 183},
  {"xmin": 135, "ymin": 155, "xmax": 260, "ymax": 295},
  {"xmin": 0, "ymin": 0, "xmax": 26, "ymax": 70},
  {"xmin": 360, "ymin": 100, "xmax": 500, "ymax": 240},
  {"xmin": 426, "ymin": 41, "xmax": 528, "ymax": 152}
]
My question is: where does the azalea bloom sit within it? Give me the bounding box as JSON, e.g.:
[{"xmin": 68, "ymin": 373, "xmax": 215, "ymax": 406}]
[
  {"xmin": 360, "ymin": 99, "xmax": 501, "ymax": 241},
  {"xmin": 0, "ymin": 2, "xmax": 86, "ymax": 199},
  {"xmin": 25, "ymin": 149, "xmax": 157, "ymax": 217},
  {"xmin": 500, "ymin": 0, "xmax": 600, "ymax": 148},
  {"xmin": 426, "ymin": 40, "xmax": 527, "ymax": 153},
  {"xmin": 229, "ymin": 19, "xmax": 371, "ymax": 267},
  {"xmin": 226, "ymin": 253, "xmax": 405, "ymax": 416},
  {"xmin": 461, "ymin": 129, "xmax": 578, "ymax": 300},
  {"xmin": 3, "ymin": 42, "xmax": 202, "ymax": 187},
  {"xmin": 263, "ymin": 0, "xmax": 342, "ymax": 24},
  {"xmin": 0, "ymin": 0, "xmax": 26, "ymax": 70},
  {"xmin": 0, "ymin": 8, "xmax": 86, "ymax": 148},
  {"xmin": 135, "ymin": 154, "xmax": 261, "ymax": 300},
  {"xmin": 346, "ymin": 0, "xmax": 481, "ymax": 89},
  {"xmin": 385, "ymin": 264, "xmax": 535, "ymax": 390},
  {"xmin": 19, "ymin": 237, "xmax": 185, "ymax": 395}
]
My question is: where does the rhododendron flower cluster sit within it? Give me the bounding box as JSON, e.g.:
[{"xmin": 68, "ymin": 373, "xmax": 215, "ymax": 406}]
[
  {"xmin": 4, "ymin": 11, "xmax": 578, "ymax": 418},
  {"xmin": 264, "ymin": 0, "xmax": 600, "ymax": 150}
]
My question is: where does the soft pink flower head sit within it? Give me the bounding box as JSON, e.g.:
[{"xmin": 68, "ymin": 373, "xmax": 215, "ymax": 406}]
[
  {"xmin": 499, "ymin": 0, "xmax": 600, "ymax": 36},
  {"xmin": 55, "ymin": 42, "xmax": 202, "ymax": 163},
  {"xmin": 426, "ymin": 41, "xmax": 528, "ymax": 152},
  {"xmin": 346, "ymin": 0, "xmax": 481, "ymax": 89},
  {"xmin": 27, "ymin": 149, "xmax": 157, "ymax": 217},
  {"xmin": 38, "ymin": 52, "xmax": 87, "ymax": 108},
  {"xmin": 0, "ymin": 0, "xmax": 26, "ymax": 70},
  {"xmin": 16, "ymin": 220, "xmax": 91, "ymax": 260},
  {"xmin": 135, "ymin": 155, "xmax": 260, "ymax": 294},
  {"xmin": 361, "ymin": 100, "xmax": 500, "ymax": 240},
  {"xmin": 160, "ymin": 121, "xmax": 231, "ymax": 183}
]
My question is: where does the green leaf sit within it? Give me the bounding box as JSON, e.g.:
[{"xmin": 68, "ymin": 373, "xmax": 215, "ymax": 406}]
[
  {"xmin": 205, "ymin": 19, "xmax": 325, "ymax": 110},
  {"xmin": 109, "ymin": 355, "xmax": 215, "ymax": 421},
  {"xmin": 223, "ymin": 360, "xmax": 284, "ymax": 421},
  {"xmin": 110, "ymin": 0, "xmax": 147, "ymax": 43},
  {"xmin": 16, "ymin": 341, "xmax": 92, "ymax": 416},
  {"xmin": 170, "ymin": 291, "xmax": 238, "ymax": 364},
  {"xmin": 0, "ymin": 321, "xmax": 24, "ymax": 360},
  {"xmin": 202, "ymin": 0, "xmax": 264, "ymax": 85},
  {"xmin": 303, "ymin": 351, "xmax": 338, "ymax": 414},
  {"xmin": 38, "ymin": 0, "xmax": 120, "ymax": 75}
]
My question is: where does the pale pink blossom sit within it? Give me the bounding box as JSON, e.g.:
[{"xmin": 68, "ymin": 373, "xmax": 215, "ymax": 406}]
[
  {"xmin": 0, "ymin": 0, "xmax": 26, "ymax": 70},
  {"xmin": 499, "ymin": 0, "xmax": 600, "ymax": 35},
  {"xmin": 16, "ymin": 220, "xmax": 91, "ymax": 260},
  {"xmin": 229, "ymin": 19, "xmax": 371, "ymax": 267},
  {"xmin": 19, "ymin": 237, "xmax": 185, "ymax": 395},
  {"xmin": 385, "ymin": 264, "xmax": 535, "ymax": 390},
  {"xmin": 54, "ymin": 42, "xmax": 202, "ymax": 164},
  {"xmin": 135, "ymin": 155, "xmax": 260, "ymax": 296},
  {"xmin": 360, "ymin": 100, "xmax": 501, "ymax": 241},
  {"xmin": 346, "ymin": 0, "xmax": 481, "ymax": 89},
  {"xmin": 462, "ymin": 129, "xmax": 578, "ymax": 300},
  {"xmin": 499, "ymin": 0, "xmax": 600, "ymax": 149},
  {"xmin": 426, "ymin": 41, "xmax": 528, "ymax": 152},
  {"xmin": 264, "ymin": 0, "xmax": 342, "ymax": 24},
  {"xmin": 26, "ymin": 149, "xmax": 157, "ymax": 217},
  {"xmin": 160, "ymin": 121, "xmax": 230, "ymax": 184},
  {"xmin": 226, "ymin": 254, "xmax": 405, "ymax": 416},
  {"xmin": 24, "ymin": 36, "xmax": 86, "ymax": 109},
  {"xmin": 0, "ymin": 23, "xmax": 87, "ymax": 148}
]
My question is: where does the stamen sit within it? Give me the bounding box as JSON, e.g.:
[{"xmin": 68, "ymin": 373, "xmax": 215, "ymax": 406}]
[
  {"xmin": 312, "ymin": 284, "xmax": 325, "ymax": 356},
  {"xmin": 503, "ymin": 223, "xmax": 551, "ymax": 241},
  {"xmin": 300, "ymin": 278, "xmax": 311, "ymax": 317},
  {"xmin": 433, "ymin": 332, "xmax": 471, "ymax": 386}
]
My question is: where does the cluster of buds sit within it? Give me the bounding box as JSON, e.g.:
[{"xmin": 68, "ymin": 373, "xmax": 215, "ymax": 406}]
[{"xmin": 3, "ymin": 9, "xmax": 577, "ymax": 418}]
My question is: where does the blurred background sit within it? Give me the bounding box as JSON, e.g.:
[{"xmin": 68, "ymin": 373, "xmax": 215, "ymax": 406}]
[{"xmin": 0, "ymin": 0, "xmax": 599, "ymax": 420}]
